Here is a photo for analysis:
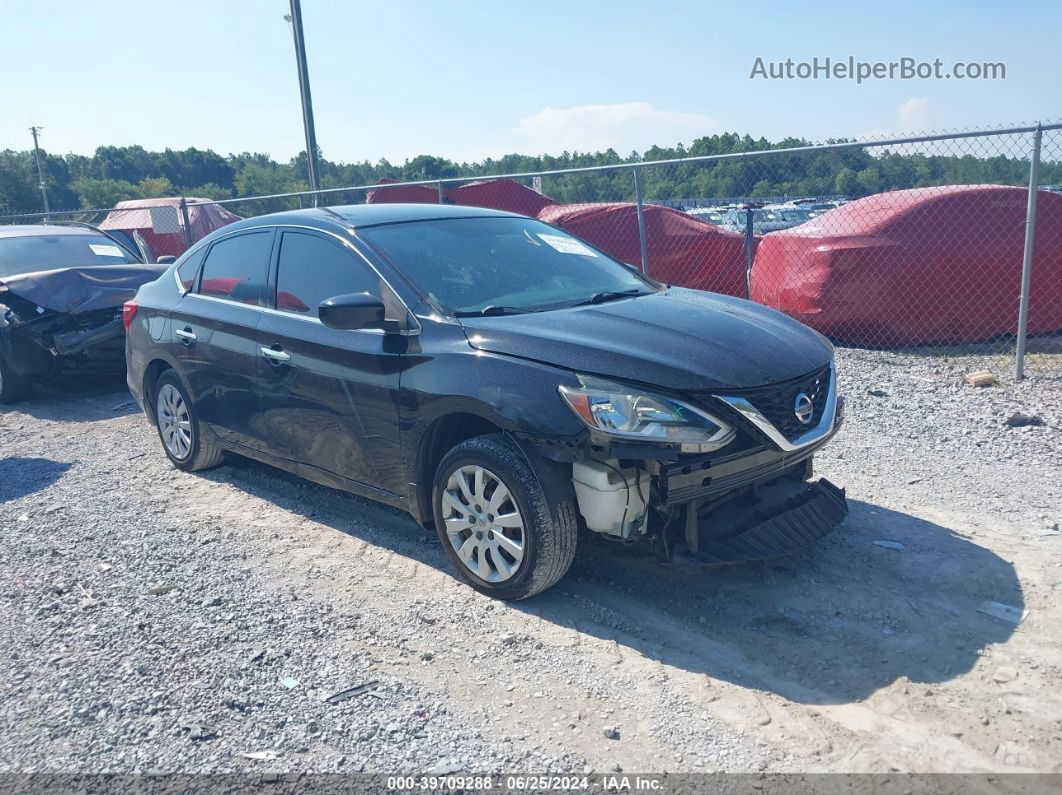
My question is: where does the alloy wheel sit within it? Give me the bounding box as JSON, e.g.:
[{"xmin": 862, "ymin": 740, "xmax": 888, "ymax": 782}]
[
  {"xmin": 157, "ymin": 383, "xmax": 193, "ymax": 460},
  {"xmin": 441, "ymin": 464, "xmax": 525, "ymax": 582}
]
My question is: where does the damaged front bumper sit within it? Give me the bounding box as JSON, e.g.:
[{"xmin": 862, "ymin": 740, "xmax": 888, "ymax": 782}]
[
  {"xmin": 558, "ymin": 366, "xmax": 848, "ymax": 564},
  {"xmin": 675, "ymin": 477, "xmax": 848, "ymax": 565}
]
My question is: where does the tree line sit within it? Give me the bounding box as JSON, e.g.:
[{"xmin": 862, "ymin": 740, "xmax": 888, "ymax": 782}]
[{"xmin": 2, "ymin": 132, "xmax": 1058, "ymax": 218}]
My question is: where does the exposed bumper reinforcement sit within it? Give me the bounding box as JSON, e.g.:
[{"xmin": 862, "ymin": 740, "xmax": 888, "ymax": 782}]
[{"xmin": 678, "ymin": 478, "xmax": 847, "ymax": 566}]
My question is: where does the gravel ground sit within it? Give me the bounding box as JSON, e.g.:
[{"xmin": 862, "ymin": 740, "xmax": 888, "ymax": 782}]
[{"xmin": 0, "ymin": 349, "xmax": 1060, "ymax": 775}]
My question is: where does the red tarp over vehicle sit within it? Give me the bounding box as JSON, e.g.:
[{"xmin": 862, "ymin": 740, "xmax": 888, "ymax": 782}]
[
  {"xmin": 446, "ymin": 179, "xmax": 557, "ymax": 217},
  {"xmin": 365, "ymin": 178, "xmax": 439, "ymax": 204},
  {"xmin": 99, "ymin": 197, "xmax": 241, "ymax": 258},
  {"xmin": 367, "ymin": 177, "xmax": 555, "ymax": 217},
  {"xmin": 537, "ymin": 203, "xmax": 748, "ymax": 296},
  {"xmin": 750, "ymin": 185, "xmax": 1062, "ymax": 346}
]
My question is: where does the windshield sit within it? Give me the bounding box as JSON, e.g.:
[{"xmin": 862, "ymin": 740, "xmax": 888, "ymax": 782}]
[
  {"xmin": 360, "ymin": 217, "xmax": 655, "ymax": 315},
  {"xmin": 0, "ymin": 233, "xmax": 139, "ymax": 278}
]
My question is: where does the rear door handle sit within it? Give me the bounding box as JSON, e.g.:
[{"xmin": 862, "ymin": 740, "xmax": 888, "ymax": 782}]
[
  {"xmin": 175, "ymin": 327, "xmax": 197, "ymax": 343},
  {"xmin": 260, "ymin": 346, "xmax": 291, "ymax": 364}
]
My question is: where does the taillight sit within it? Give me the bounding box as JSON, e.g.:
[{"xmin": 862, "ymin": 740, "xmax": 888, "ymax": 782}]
[{"xmin": 122, "ymin": 301, "xmax": 139, "ymax": 332}]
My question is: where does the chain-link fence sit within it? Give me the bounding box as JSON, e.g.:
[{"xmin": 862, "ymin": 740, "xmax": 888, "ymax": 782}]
[{"xmin": 3, "ymin": 122, "xmax": 1060, "ymax": 379}]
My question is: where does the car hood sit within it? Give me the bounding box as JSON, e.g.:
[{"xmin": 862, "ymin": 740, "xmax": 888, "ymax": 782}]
[
  {"xmin": 0, "ymin": 264, "xmax": 167, "ymax": 315},
  {"xmin": 457, "ymin": 287, "xmax": 833, "ymax": 391}
]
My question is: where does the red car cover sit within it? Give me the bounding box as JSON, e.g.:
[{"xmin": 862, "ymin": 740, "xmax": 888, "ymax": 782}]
[
  {"xmin": 537, "ymin": 203, "xmax": 748, "ymax": 296},
  {"xmin": 750, "ymin": 185, "xmax": 1062, "ymax": 346},
  {"xmin": 365, "ymin": 178, "xmax": 439, "ymax": 204},
  {"xmin": 446, "ymin": 179, "xmax": 557, "ymax": 217},
  {"xmin": 100, "ymin": 197, "xmax": 241, "ymax": 258}
]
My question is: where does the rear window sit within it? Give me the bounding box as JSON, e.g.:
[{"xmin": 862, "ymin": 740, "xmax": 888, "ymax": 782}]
[
  {"xmin": 0, "ymin": 233, "xmax": 138, "ymax": 278},
  {"xmin": 197, "ymin": 231, "xmax": 273, "ymax": 306}
]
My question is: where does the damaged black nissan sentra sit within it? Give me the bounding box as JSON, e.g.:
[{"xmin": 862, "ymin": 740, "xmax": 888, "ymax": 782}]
[{"xmin": 126, "ymin": 204, "xmax": 847, "ymax": 599}]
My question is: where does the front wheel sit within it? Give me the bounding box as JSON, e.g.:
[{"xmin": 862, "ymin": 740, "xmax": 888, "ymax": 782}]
[
  {"xmin": 0, "ymin": 351, "xmax": 32, "ymax": 404},
  {"xmin": 153, "ymin": 370, "xmax": 225, "ymax": 472},
  {"xmin": 432, "ymin": 433, "xmax": 577, "ymax": 600}
]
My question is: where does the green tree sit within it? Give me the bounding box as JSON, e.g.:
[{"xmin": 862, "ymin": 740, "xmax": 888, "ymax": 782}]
[
  {"xmin": 137, "ymin": 177, "xmax": 174, "ymax": 198},
  {"xmin": 2, "ymin": 132, "xmax": 1062, "ymax": 218},
  {"xmin": 189, "ymin": 182, "xmax": 233, "ymax": 200},
  {"xmin": 72, "ymin": 177, "xmax": 140, "ymax": 208},
  {"xmin": 833, "ymin": 167, "xmax": 859, "ymax": 195},
  {"xmin": 855, "ymin": 167, "xmax": 881, "ymax": 195}
]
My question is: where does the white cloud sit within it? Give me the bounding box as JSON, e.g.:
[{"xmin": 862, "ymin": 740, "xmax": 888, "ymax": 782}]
[
  {"xmin": 514, "ymin": 102, "xmax": 718, "ymax": 155},
  {"xmin": 897, "ymin": 97, "xmax": 930, "ymax": 131}
]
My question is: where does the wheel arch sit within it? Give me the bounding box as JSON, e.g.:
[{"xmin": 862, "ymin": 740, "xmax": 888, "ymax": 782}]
[
  {"xmin": 411, "ymin": 410, "xmax": 576, "ymax": 526},
  {"xmin": 141, "ymin": 357, "xmax": 178, "ymax": 422},
  {"xmin": 413, "ymin": 412, "xmax": 501, "ymax": 524}
]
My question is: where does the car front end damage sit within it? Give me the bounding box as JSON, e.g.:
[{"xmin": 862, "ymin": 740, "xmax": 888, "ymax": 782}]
[
  {"xmin": 0, "ymin": 264, "xmax": 167, "ymax": 388},
  {"xmin": 1, "ymin": 294, "xmax": 128, "ymax": 372},
  {"xmin": 537, "ymin": 362, "xmax": 847, "ymax": 565}
]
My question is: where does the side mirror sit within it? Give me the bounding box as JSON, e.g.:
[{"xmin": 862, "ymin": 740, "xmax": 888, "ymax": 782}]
[
  {"xmin": 157, "ymin": 255, "xmax": 177, "ymax": 265},
  {"xmin": 318, "ymin": 292, "xmax": 388, "ymax": 331}
]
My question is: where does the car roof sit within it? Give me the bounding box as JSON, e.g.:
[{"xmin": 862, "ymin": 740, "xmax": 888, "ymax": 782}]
[
  {"xmin": 0, "ymin": 224, "xmax": 104, "ymax": 239},
  {"xmin": 220, "ymin": 203, "xmax": 521, "ymax": 234}
]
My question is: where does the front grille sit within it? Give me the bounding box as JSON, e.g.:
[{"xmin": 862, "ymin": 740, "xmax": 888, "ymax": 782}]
[{"xmin": 733, "ymin": 366, "xmax": 831, "ymax": 442}]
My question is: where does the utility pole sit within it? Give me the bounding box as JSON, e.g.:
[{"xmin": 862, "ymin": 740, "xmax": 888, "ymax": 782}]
[
  {"xmin": 286, "ymin": 0, "xmax": 321, "ymax": 206},
  {"xmin": 29, "ymin": 126, "xmax": 50, "ymax": 214}
]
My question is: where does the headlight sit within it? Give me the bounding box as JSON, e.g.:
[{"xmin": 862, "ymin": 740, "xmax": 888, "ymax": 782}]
[{"xmin": 558, "ymin": 375, "xmax": 734, "ymax": 452}]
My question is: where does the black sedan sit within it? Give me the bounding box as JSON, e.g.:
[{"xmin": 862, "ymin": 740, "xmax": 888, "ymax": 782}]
[{"xmin": 126, "ymin": 205, "xmax": 846, "ymax": 599}]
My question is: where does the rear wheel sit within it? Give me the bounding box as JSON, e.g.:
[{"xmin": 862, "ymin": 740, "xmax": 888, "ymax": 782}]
[
  {"xmin": 432, "ymin": 433, "xmax": 577, "ymax": 600},
  {"xmin": 153, "ymin": 370, "xmax": 224, "ymax": 471},
  {"xmin": 0, "ymin": 351, "xmax": 32, "ymax": 404}
]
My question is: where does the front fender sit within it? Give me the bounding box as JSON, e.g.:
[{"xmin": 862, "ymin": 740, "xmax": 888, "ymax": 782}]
[
  {"xmin": 402, "ymin": 349, "xmax": 585, "ymax": 438},
  {"xmin": 400, "ymin": 349, "xmax": 587, "ymax": 522}
]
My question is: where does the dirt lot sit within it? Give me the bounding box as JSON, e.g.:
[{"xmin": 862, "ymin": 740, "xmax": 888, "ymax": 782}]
[{"xmin": 1, "ymin": 350, "xmax": 1060, "ymax": 775}]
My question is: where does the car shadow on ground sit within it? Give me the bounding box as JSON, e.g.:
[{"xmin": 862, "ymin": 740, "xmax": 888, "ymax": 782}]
[
  {"xmin": 203, "ymin": 458, "xmax": 1022, "ymax": 707},
  {"xmin": 0, "ymin": 373, "xmax": 138, "ymax": 423},
  {"xmin": 526, "ymin": 498, "xmax": 1023, "ymax": 706},
  {"xmin": 0, "ymin": 457, "xmax": 72, "ymax": 503}
]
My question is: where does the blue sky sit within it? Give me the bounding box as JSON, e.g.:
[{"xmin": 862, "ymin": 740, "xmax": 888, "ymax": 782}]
[{"xmin": 1, "ymin": 0, "xmax": 1057, "ymax": 164}]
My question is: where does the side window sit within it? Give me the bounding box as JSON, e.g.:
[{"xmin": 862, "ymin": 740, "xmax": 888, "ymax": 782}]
[
  {"xmin": 175, "ymin": 246, "xmax": 206, "ymax": 292},
  {"xmin": 197, "ymin": 231, "xmax": 273, "ymax": 306},
  {"xmin": 275, "ymin": 232, "xmax": 380, "ymax": 316}
]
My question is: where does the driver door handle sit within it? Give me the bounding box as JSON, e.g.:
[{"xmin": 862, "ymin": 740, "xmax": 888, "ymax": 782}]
[{"xmin": 260, "ymin": 346, "xmax": 291, "ymax": 364}]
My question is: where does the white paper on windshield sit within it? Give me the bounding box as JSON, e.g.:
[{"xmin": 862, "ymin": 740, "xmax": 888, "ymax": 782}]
[
  {"xmin": 89, "ymin": 244, "xmax": 125, "ymax": 257},
  {"xmin": 537, "ymin": 233, "xmax": 597, "ymax": 257}
]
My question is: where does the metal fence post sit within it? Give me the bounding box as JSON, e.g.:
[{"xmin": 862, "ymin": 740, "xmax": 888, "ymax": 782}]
[
  {"xmin": 178, "ymin": 197, "xmax": 194, "ymax": 250},
  {"xmin": 744, "ymin": 206, "xmax": 755, "ymax": 300},
  {"xmin": 633, "ymin": 167, "xmax": 650, "ymax": 275},
  {"xmin": 437, "ymin": 182, "xmax": 446, "ymax": 205},
  {"xmin": 1014, "ymin": 123, "xmax": 1042, "ymax": 380}
]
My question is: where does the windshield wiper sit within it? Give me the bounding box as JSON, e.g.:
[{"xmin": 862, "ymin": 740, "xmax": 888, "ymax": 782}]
[
  {"xmin": 453, "ymin": 305, "xmax": 537, "ymax": 317},
  {"xmin": 569, "ymin": 288, "xmax": 649, "ymax": 307}
]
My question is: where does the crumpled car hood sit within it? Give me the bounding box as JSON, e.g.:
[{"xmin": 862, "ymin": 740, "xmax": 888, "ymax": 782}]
[
  {"xmin": 0, "ymin": 264, "xmax": 167, "ymax": 315},
  {"xmin": 457, "ymin": 287, "xmax": 834, "ymax": 391}
]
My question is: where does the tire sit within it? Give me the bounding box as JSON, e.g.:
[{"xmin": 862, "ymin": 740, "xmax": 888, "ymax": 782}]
[
  {"xmin": 0, "ymin": 351, "xmax": 32, "ymax": 404},
  {"xmin": 152, "ymin": 370, "xmax": 225, "ymax": 472},
  {"xmin": 432, "ymin": 433, "xmax": 577, "ymax": 600}
]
